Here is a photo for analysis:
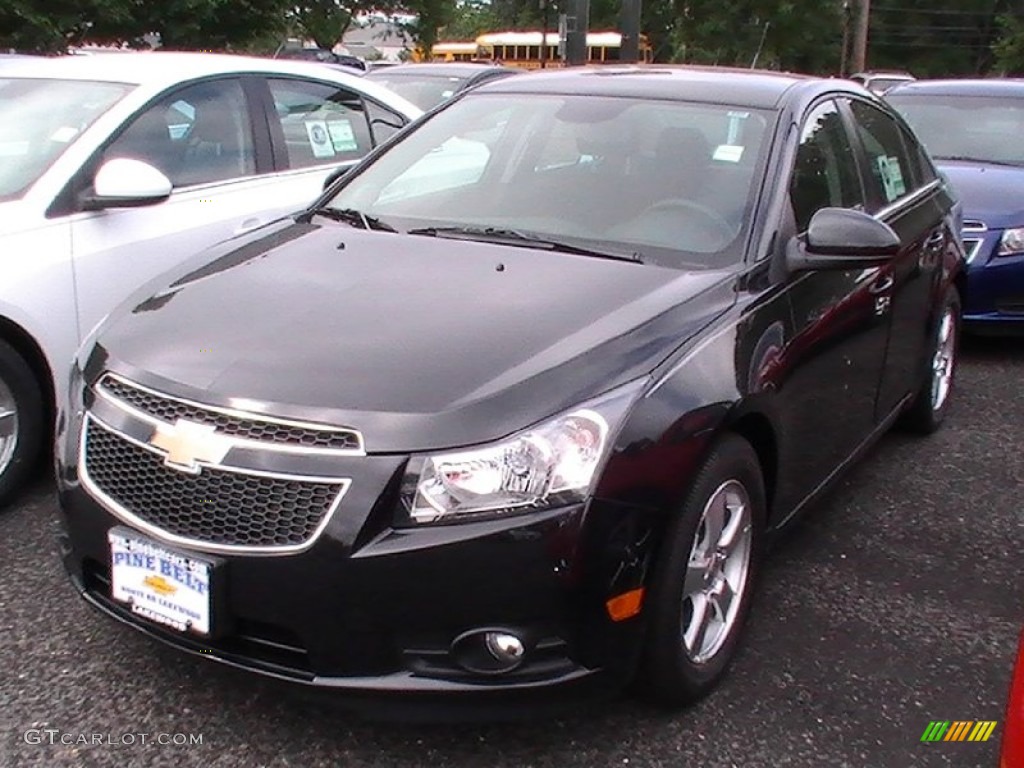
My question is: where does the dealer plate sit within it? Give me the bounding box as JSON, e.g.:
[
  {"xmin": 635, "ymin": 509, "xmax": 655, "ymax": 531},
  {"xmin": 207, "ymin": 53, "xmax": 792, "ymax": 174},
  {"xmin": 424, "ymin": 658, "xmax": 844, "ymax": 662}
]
[{"xmin": 107, "ymin": 529, "xmax": 212, "ymax": 636}]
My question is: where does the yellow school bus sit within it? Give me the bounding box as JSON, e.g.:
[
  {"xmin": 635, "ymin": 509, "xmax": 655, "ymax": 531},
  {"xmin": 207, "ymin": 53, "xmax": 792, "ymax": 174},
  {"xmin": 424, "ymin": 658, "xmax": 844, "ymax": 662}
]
[
  {"xmin": 474, "ymin": 30, "xmax": 653, "ymax": 69},
  {"xmin": 426, "ymin": 42, "xmax": 483, "ymax": 62}
]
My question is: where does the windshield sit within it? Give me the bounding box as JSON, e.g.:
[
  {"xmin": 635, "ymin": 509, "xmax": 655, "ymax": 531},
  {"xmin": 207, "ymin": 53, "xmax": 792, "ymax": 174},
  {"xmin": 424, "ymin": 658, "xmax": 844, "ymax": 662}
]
[
  {"xmin": 324, "ymin": 92, "xmax": 771, "ymax": 268},
  {"xmin": 887, "ymin": 93, "xmax": 1024, "ymax": 167},
  {"xmin": 0, "ymin": 77, "xmax": 132, "ymax": 201},
  {"xmin": 366, "ymin": 72, "xmax": 472, "ymax": 110}
]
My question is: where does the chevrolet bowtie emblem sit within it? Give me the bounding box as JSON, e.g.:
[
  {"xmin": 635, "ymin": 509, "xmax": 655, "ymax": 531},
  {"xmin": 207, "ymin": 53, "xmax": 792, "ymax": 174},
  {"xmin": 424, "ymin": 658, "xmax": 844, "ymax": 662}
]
[{"xmin": 149, "ymin": 418, "xmax": 232, "ymax": 473}]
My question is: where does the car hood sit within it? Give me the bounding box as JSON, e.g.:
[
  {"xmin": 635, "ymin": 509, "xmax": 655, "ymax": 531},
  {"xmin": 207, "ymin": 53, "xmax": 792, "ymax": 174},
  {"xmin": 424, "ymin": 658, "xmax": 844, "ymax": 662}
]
[
  {"xmin": 90, "ymin": 219, "xmax": 735, "ymax": 452},
  {"xmin": 937, "ymin": 162, "xmax": 1024, "ymax": 230}
]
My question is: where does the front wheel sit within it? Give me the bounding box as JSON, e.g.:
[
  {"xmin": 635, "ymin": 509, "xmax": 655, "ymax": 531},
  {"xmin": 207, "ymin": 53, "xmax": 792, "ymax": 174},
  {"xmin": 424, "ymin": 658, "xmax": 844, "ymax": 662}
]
[
  {"xmin": 0, "ymin": 339, "xmax": 44, "ymax": 508},
  {"xmin": 900, "ymin": 286, "xmax": 960, "ymax": 435},
  {"xmin": 637, "ymin": 434, "xmax": 765, "ymax": 707}
]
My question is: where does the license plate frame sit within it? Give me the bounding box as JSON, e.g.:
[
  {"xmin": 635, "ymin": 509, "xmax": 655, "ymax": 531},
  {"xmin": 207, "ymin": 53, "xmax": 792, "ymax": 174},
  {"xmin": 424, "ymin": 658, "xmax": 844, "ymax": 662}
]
[{"xmin": 107, "ymin": 527, "xmax": 220, "ymax": 637}]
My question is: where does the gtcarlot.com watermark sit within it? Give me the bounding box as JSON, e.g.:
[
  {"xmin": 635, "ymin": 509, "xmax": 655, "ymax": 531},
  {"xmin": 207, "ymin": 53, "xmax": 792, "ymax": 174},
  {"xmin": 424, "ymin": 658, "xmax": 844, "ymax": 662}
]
[{"xmin": 24, "ymin": 729, "xmax": 202, "ymax": 746}]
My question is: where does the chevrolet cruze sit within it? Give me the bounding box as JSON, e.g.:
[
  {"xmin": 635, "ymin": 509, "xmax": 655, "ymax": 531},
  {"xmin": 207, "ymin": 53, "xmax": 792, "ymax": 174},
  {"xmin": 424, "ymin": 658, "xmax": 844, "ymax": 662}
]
[{"xmin": 57, "ymin": 67, "xmax": 964, "ymax": 717}]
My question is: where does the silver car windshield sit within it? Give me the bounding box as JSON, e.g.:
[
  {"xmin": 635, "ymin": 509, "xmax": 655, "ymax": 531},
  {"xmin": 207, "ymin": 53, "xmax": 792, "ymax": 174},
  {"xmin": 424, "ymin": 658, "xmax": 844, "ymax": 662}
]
[
  {"xmin": 888, "ymin": 93, "xmax": 1024, "ymax": 167},
  {"xmin": 325, "ymin": 93, "xmax": 772, "ymax": 268},
  {"xmin": 0, "ymin": 78, "xmax": 132, "ymax": 201}
]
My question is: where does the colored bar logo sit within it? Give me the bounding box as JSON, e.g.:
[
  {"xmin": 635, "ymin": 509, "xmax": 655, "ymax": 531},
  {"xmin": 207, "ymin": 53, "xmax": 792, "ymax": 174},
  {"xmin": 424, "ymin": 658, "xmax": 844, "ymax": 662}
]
[{"xmin": 921, "ymin": 721, "xmax": 998, "ymax": 742}]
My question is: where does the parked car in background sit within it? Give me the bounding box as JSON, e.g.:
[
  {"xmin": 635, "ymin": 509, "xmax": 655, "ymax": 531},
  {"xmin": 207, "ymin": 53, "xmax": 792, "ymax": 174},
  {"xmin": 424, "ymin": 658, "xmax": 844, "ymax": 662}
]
[
  {"xmin": 273, "ymin": 46, "xmax": 368, "ymax": 75},
  {"xmin": 887, "ymin": 79, "xmax": 1024, "ymax": 333},
  {"xmin": 1001, "ymin": 629, "xmax": 1024, "ymax": 768},
  {"xmin": 0, "ymin": 52, "xmax": 421, "ymax": 506},
  {"xmin": 850, "ymin": 70, "xmax": 915, "ymax": 95},
  {"xmin": 57, "ymin": 66, "xmax": 962, "ymax": 718},
  {"xmin": 365, "ymin": 62, "xmax": 519, "ymax": 110}
]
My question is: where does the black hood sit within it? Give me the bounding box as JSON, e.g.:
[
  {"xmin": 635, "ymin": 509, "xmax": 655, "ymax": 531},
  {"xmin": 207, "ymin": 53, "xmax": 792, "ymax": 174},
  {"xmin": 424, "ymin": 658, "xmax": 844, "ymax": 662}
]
[{"xmin": 91, "ymin": 220, "xmax": 735, "ymax": 452}]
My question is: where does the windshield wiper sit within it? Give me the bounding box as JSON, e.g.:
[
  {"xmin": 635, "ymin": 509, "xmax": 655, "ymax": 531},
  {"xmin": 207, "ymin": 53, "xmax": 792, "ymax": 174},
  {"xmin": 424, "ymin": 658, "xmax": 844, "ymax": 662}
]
[
  {"xmin": 406, "ymin": 226, "xmax": 644, "ymax": 264},
  {"xmin": 310, "ymin": 207, "xmax": 398, "ymax": 233}
]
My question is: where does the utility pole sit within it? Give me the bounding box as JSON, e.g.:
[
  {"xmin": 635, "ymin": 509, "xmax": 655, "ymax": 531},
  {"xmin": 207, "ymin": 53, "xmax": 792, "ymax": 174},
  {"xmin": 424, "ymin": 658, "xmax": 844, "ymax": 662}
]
[
  {"xmin": 564, "ymin": 0, "xmax": 590, "ymax": 66},
  {"xmin": 619, "ymin": 0, "xmax": 641, "ymax": 63},
  {"xmin": 851, "ymin": 0, "xmax": 870, "ymax": 73},
  {"xmin": 540, "ymin": 0, "xmax": 550, "ymax": 68},
  {"xmin": 839, "ymin": 0, "xmax": 851, "ymax": 76}
]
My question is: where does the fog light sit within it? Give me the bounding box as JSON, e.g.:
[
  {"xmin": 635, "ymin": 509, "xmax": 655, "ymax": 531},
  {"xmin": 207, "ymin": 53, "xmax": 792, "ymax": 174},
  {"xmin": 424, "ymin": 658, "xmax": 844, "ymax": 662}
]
[
  {"xmin": 451, "ymin": 628, "xmax": 527, "ymax": 674},
  {"xmin": 485, "ymin": 632, "xmax": 525, "ymax": 663}
]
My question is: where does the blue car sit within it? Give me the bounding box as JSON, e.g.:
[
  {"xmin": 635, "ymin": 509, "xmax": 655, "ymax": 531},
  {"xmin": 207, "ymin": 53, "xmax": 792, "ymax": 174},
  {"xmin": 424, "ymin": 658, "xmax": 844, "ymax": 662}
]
[{"xmin": 887, "ymin": 79, "xmax": 1024, "ymax": 332}]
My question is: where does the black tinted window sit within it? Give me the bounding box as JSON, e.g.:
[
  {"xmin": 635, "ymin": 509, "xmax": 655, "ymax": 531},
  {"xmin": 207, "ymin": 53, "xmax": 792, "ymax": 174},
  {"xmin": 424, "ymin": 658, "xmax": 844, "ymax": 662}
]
[
  {"xmin": 790, "ymin": 100, "xmax": 863, "ymax": 232},
  {"xmin": 848, "ymin": 100, "xmax": 914, "ymax": 207}
]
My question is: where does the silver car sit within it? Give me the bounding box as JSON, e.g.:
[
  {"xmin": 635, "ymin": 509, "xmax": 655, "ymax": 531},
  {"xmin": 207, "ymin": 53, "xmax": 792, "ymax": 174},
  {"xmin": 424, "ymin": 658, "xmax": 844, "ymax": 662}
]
[{"xmin": 0, "ymin": 52, "xmax": 421, "ymax": 504}]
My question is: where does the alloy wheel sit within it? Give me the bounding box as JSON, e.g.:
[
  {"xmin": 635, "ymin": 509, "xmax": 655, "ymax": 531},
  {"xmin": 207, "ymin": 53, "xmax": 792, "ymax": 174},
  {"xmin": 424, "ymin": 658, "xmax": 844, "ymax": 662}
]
[
  {"xmin": 931, "ymin": 306, "xmax": 956, "ymax": 411},
  {"xmin": 681, "ymin": 479, "xmax": 753, "ymax": 664},
  {"xmin": 0, "ymin": 376, "xmax": 18, "ymax": 476}
]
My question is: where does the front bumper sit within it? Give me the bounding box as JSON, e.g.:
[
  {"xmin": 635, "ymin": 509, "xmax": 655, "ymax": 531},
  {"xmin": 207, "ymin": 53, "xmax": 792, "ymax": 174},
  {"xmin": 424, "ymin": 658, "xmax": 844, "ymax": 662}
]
[
  {"xmin": 57, "ymin": 475, "xmax": 648, "ymax": 717},
  {"xmin": 962, "ymin": 229, "xmax": 1024, "ymax": 331}
]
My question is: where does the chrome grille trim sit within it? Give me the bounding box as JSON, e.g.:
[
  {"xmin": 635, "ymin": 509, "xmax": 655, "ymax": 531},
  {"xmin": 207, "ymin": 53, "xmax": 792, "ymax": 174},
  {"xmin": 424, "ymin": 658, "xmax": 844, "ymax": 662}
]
[
  {"xmin": 96, "ymin": 373, "xmax": 365, "ymax": 456},
  {"xmin": 80, "ymin": 413, "xmax": 351, "ymax": 555},
  {"xmin": 962, "ymin": 238, "xmax": 985, "ymax": 264},
  {"xmin": 963, "ymin": 220, "xmax": 988, "ymax": 233}
]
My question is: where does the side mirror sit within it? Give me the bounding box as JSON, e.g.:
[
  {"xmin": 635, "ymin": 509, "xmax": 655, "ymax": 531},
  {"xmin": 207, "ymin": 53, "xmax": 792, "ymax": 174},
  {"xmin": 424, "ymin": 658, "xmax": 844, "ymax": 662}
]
[
  {"xmin": 81, "ymin": 158, "xmax": 172, "ymax": 211},
  {"xmin": 787, "ymin": 208, "xmax": 900, "ymax": 272}
]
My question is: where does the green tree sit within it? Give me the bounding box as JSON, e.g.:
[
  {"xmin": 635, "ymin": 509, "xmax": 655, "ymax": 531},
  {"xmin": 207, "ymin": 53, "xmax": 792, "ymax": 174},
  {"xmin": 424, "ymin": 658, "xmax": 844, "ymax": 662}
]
[
  {"xmin": 291, "ymin": 0, "xmax": 365, "ymax": 50},
  {"xmin": 993, "ymin": 12, "xmax": 1024, "ymax": 74},
  {"xmin": 668, "ymin": 0, "xmax": 842, "ymax": 73},
  {"xmin": 0, "ymin": 0, "xmax": 131, "ymax": 52},
  {"xmin": 866, "ymin": 0, "xmax": 1018, "ymax": 77}
]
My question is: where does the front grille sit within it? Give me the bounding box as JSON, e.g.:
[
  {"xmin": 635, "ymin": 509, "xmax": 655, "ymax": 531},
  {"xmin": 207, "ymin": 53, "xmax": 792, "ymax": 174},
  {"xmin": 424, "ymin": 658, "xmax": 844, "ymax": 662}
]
[
  {"xmin": 83, "ymin": 419, "xmax": 344, "ymax": 549},
  {"xmin": 98, "ymin": 375, "xmax": 362, "ymax": 451}
]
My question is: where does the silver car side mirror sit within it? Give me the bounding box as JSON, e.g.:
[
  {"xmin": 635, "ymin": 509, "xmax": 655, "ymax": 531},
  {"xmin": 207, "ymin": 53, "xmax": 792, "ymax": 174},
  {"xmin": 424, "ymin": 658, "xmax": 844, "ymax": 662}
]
[{"xmin": 83, "ymin": 158, "xmax": 173, "ymax": 210}]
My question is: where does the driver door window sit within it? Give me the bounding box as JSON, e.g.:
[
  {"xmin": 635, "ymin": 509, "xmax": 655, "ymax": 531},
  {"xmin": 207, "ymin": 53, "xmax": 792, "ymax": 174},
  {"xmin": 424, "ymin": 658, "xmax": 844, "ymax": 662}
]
[
  {"xmin": 789, "ymin": 100, "xmax": 864, "ymax": 232},
  {"xmin": 105, "ymin": 78, "xmax": 256, "ymax": 187}
]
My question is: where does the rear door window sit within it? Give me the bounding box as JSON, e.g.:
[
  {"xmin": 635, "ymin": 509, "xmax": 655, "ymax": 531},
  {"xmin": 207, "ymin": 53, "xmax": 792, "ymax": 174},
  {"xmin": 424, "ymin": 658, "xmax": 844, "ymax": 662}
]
[{"xmin": 266, "ymin": 78, "xmax": 373, "ymax": 169}]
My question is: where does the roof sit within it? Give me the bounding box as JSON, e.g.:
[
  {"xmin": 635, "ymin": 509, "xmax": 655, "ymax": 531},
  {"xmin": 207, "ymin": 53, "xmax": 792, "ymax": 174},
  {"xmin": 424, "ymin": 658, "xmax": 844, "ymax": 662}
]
[
  {"xmin": 0, "ymin": 51, "xmax": 371, "ymax": 87},
  {"xmin": 885, "ymin": 78, "xmax": 1024, "ymax": 98},
  {"xmin": 367, "ymin": 62, "xmax": 510, "ymax": 78},
  {"xmin": 474, "ymin": 64, "xmax": 817, "ymax": 109}
]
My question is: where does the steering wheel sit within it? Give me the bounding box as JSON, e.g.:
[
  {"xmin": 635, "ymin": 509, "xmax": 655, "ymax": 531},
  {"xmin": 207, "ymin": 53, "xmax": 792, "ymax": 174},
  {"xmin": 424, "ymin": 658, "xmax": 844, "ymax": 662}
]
[{"xmin": 642, "ymin": 198, "xmax": 736, "ymax": 243}]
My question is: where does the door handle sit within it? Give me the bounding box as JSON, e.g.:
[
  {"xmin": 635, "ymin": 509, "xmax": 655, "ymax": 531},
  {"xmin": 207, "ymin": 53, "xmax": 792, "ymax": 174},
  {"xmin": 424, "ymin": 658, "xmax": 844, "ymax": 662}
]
[
  {"xmin": 235, "ymin": 217, "xmax": 263, "ymax": 235},
  {"xmin": 869, "ymin": 274, "xmax": 894, "ymax": 294}
]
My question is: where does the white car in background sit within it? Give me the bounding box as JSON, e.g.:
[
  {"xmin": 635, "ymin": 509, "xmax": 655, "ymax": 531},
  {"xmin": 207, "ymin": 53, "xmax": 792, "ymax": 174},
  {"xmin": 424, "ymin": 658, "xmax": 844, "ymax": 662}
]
[{"xmin": 0, "ymin": 52, "xmax": 422, "ymax": 505}]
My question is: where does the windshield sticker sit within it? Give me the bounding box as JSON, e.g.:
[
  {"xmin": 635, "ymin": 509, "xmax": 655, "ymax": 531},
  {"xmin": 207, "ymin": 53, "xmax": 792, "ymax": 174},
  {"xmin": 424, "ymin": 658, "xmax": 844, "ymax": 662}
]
[
  {"xmin": 327, "ymin": 119, "xmax": 358, "ymax": 152},
  {"xmin": 713, "ymin": 144, "xmax": 745, "ymax": 163},
  {"xmin": 50, "ymin": 126, "xmax": 79, "ymax": 143},
  {"xmin": 305, "ymin": 120, "xmax": 336, "ymax": 158},
  {"xmin": 876, "ymin": 155, "xmax": 906, "ymax": 201}
]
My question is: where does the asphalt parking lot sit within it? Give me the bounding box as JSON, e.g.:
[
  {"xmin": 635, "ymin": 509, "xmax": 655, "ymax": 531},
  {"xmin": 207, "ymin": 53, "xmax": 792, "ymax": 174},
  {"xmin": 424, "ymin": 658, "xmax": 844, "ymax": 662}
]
[{"xmin": 1, "ymin": 336, "xmax": 1021, "ymax": 768}]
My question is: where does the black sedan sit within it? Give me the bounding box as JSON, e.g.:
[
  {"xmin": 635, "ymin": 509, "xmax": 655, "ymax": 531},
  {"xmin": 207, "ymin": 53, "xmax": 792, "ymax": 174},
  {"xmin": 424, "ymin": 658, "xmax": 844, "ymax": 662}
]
[
  {"xmin": 56, "ymin": 66, "xmax": 965, "ymax": 718},
  {"xmin": 365, "ymin": 62, "xmax": 519, "ymax": 110}
]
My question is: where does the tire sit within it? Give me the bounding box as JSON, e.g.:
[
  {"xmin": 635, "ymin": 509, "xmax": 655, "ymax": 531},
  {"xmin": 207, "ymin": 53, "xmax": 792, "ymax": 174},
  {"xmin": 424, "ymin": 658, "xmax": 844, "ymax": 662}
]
[
  {"xmin": 637, "ymin": 433, "xmax": 766, "ymax": 708},
  {"xmin": 900, "ymin": 286, "xmax": 960, "ymax": 435},
  {"xmin": 0, "ymin": 339, "xmax": 44, "ymax": 508}
]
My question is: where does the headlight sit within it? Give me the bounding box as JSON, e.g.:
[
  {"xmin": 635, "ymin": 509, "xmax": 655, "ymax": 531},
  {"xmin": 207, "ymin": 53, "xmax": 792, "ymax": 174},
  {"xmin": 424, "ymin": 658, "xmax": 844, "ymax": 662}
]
[
  {"xmin": 998, "ymin": 227, "xmax": 1024, "ymax": 256},
  {"xmin": 401, "ymin": 380, "xmax": 646, "ymax": 524}
]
